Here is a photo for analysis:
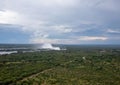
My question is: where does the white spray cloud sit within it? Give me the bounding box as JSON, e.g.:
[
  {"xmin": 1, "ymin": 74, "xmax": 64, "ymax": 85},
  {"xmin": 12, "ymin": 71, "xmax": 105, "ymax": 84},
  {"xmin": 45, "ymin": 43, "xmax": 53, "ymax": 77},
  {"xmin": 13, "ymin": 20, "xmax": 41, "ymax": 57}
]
[{"xmin": 40, "ymin": 43, "xmax": 60, "ymax": 50}]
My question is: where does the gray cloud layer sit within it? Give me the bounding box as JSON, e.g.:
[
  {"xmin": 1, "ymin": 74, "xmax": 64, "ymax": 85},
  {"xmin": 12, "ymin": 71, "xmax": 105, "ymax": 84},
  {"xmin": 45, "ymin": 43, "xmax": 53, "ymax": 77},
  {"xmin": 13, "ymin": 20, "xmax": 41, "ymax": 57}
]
[{"xmin": 0, "ymin": 0, "xmax": 120, "ymax": 44}]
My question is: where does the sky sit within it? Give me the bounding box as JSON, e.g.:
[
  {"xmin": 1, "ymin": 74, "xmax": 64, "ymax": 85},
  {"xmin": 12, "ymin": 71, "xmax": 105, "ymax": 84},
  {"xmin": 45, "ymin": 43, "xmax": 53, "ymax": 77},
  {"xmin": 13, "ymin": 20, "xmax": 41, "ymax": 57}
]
[{"xmin": 0, "ymin": 0, "xmax": 120, "ymax": 44}]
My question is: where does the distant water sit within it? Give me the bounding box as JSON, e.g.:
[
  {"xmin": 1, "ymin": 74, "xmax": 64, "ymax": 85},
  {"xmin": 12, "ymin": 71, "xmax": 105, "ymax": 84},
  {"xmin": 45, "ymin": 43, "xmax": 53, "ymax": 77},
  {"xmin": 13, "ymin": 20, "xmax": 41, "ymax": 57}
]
[
  {"xmin": 0, "ymin": 44, "xmax": 120, "ymax": 55},
  {"xmin": 0, "ymin": 44, "xmax": 34, "ymax": 55},
  {"xmin": 0, "ymin": 51, "xmax": 17, "ymax": 55}
]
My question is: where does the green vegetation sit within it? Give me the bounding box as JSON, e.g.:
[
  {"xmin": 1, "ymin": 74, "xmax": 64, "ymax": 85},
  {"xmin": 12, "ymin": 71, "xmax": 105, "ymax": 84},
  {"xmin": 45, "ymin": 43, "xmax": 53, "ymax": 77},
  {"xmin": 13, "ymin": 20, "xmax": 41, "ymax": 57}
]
[{"xmin": 0, "ymin": 47, "xmax": 120, "ymax": 85}]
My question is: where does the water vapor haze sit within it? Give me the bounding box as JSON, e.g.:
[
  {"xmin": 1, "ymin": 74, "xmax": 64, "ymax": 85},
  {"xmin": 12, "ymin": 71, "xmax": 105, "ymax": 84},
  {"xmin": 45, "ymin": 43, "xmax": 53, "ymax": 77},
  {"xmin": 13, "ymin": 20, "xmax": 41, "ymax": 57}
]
[{"xmin": 35, "ymin": 43, "xmax": 60, "ymax": 50}]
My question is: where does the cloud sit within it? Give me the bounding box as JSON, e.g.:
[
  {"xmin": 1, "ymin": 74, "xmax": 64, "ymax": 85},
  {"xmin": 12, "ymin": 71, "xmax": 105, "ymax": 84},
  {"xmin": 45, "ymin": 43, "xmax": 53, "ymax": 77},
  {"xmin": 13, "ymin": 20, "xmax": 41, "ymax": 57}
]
[
  {"xmin": 50, "ymin": 25, "xmax": 72, "ymax": 33},
  {"xmin": 0, "ymin": 10, "xmax": 20, "ymax": 24},
  {"xmin": 0, "ymin": 0, "xmax": 119, "ymax": 44},
  {"xmin": 30, "ymin": 36, "xmax": 108, "ymax": 44},
  {"xmin": 107, "ymin": 29, "xmax": 120, "ymax": 34},
  {"xmin": 96, "ymin": 0, "xmax": 120, "ymax": 12},
  {"xmin": 30, "ymin": 38, "xmax": 79, "ymax": 44},
  {"xmin": 78, "ymin": 36, "xmax": 108, "ymax": 41}
]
